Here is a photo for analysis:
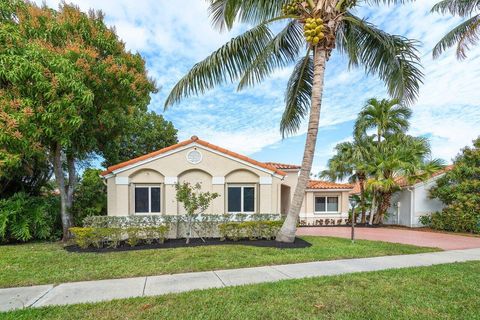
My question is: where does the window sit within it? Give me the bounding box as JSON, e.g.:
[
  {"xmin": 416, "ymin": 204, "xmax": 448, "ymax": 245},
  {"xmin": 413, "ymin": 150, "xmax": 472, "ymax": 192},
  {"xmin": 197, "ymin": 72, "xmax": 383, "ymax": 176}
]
[
  {"xmin": 314, "ymin": 196, "xmax": 339, "ymax": 213},
  {"xmin": 134, "ymin": 185, "xmax": 161, "ymax": 214},
  {"xmin": 227, "ymin": 185, "xmax": 256, "ymax": 213}
]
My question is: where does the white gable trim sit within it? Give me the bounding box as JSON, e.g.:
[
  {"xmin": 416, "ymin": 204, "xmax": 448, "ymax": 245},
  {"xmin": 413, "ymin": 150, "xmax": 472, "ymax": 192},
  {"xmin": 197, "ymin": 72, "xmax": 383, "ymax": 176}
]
[{"xmin": 107, "ymin": 142, "xmax": 284, "ymax": 179}]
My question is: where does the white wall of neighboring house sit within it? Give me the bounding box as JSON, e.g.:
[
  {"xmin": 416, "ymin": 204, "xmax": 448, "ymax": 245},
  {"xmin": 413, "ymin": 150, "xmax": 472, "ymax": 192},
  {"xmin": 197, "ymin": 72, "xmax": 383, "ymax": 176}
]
[{"xmin": 386, "ymin": 174, "xmax": 446, "ymax": 227}]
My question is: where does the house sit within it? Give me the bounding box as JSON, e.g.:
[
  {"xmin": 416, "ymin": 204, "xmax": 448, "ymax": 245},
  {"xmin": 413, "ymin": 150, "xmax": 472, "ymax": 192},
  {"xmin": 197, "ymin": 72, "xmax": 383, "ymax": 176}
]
[
  {"xmin": 351, "ymin": 165, "xmax": 454, "ymax": 227},
  {"xmin": 101, "ymin": 136, "xmax": 352, "ymax": 224}
]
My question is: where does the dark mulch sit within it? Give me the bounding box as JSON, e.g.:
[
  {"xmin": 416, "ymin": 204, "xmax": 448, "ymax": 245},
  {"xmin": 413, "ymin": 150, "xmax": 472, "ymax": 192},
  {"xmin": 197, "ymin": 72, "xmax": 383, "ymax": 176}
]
[{"xmin": 64, "ymin": 237, "xmax": 312, "ymax": 254}]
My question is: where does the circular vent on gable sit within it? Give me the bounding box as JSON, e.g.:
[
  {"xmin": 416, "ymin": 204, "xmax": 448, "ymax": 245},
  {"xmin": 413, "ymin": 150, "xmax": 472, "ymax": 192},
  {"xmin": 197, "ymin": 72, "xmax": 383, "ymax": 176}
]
[{"xmin": 186, "ymin": 149, "xmax": 202, "ymax": 164}]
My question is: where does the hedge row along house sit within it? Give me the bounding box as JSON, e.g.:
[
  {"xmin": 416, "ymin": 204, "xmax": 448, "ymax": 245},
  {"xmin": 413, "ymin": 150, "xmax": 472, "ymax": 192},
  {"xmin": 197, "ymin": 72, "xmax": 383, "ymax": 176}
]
[{"xmin": 101, "ymin": 136, "xmax": 353, "ymax": 226}]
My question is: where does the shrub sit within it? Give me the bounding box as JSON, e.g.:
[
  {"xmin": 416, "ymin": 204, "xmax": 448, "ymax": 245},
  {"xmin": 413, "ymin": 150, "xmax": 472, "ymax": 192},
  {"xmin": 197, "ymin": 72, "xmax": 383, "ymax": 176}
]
[
  {"xmin": 69, "ymin": 225, "xmax": 169, "ymax": 249},
  {"xmin": 218, "ymin": 220, "xmax": 283, "ymax": 241},
  {"xmin": 0, "ymin": 192, "xmax": 61, "ymax": 243},
  {"xmin": 418, "ymin": 215, "xmax": 432, "ymax": 227}
]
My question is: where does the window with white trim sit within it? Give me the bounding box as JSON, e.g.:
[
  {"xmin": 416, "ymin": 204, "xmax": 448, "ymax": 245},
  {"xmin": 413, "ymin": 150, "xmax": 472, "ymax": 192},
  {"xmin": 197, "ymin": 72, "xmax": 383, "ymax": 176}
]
[
  {"xmin": 314, "ymin": 196, "xmax": 339, "ymax": 213},
  {"xmin": 227, "ymin": 185, "xmax": 256, "ymax": 213},
  {"xmin": 134, "ymin": 185, "xmax": 161, "ymax": 214}
]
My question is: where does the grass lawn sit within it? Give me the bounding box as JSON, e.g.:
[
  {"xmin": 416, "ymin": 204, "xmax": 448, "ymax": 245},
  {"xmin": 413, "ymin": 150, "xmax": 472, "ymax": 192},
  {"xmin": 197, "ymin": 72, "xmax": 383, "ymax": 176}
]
[
  {"xmin": 0, "ymin": 236, "xmax": 438, "ymax": 288},
  {"xmin": 3, "ymin": 261, "xmax": 479, "ymax": 319}
]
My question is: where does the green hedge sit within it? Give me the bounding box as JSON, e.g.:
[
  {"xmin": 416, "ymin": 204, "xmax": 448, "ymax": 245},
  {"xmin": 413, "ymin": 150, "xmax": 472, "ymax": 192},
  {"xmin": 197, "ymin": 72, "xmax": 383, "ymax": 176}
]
[
  {"xmin": 83, "ymin": 213, "xmax": 281, "ymax": 228},
  {"xmin": 218, "ymin": 220, "xmax": 283, "ymax": 241},
  {"xmin": 69, "ymin": 226, "xmax": 169, "ymax": 249}
]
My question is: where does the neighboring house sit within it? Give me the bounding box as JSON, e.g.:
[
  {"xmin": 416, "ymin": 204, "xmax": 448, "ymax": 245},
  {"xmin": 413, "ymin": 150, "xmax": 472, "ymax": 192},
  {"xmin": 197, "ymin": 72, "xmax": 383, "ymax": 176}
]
[
  {"xmin": 351, "ymin": 165, "xmax": 454, "ymax": 227},
  {"xmin": 101, "ymin": 136, "xmax": 352, "ymax": 224}
]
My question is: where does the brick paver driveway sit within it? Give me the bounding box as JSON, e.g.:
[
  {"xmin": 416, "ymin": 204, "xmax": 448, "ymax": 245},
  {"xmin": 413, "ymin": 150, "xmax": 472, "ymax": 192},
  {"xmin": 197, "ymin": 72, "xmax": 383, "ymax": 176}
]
[{"xmin": 297, "ymin": 227, "xmax": 480, "ymax": 250}]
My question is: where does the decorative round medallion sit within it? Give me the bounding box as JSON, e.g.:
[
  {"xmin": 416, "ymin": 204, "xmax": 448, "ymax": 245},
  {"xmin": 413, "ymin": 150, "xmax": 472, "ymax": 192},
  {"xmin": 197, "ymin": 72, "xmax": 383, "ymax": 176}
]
[{"xmin": 186, "ymin": 149, "xmax": 202, "ymax": 164}]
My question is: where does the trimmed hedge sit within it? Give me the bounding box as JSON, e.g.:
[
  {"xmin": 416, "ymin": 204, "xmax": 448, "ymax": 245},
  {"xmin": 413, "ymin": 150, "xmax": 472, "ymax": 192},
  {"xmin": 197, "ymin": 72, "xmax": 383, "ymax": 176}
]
[
  {"xmin": 69, "ymin": 226, "xmax": 169, "ymax": 249},
  {"xmin": 218, "ymin": 220, "xmax": 283, "ymax": 241},
  {"xmin": 83, "ymin": 213, "xmax": 281, "ymax": 228}
]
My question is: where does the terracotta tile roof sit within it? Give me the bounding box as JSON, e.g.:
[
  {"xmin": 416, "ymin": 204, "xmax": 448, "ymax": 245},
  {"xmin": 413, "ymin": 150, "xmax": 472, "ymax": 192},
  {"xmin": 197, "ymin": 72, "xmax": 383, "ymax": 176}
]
[
  {"xmin": 395, "ymin": 165, "xmax": 454, "ymax": 188},
  {"xmin": 350, "ymin": 165, "xmax": 454, "ymax": 194},
  {"xmin": 101, "ymin": 136, "xmax": 287, "ymax": 177},
  {"xmin": 264, "ymin": 162, "xmax": 301, "ymax": 170},
  {"xmin": 307, "ymin": 180, "xmax": 354, "ymax": 190}
]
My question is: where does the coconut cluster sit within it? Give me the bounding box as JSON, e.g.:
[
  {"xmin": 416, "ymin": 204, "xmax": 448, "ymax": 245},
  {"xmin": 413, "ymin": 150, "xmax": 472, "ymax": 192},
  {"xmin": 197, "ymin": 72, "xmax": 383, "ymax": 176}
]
[
  {"xmin": 282, "ymin": 0, "xmax": 301, "ymax": 15},
  {"xmin": 304, "ymin": 17, "xmax": 325, "ymax": 46}
]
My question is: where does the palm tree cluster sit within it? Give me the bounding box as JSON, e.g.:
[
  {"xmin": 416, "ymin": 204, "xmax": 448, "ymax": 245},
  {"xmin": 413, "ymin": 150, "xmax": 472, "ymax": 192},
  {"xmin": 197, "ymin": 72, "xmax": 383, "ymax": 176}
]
[{"xmin": 322, "ymin": 98, "xmax": 444, "ymax": 225}]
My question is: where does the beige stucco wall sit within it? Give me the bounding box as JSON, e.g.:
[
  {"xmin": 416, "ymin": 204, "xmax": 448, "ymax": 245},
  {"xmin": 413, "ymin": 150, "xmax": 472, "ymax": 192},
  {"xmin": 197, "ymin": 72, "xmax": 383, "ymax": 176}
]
[
  {"xmin": 299, "ymin": 190, "xmax": 351, "ymax": 225},
  {"xmin": 105, "ymin": 145, "xmax": 283, "ymax": 216}
]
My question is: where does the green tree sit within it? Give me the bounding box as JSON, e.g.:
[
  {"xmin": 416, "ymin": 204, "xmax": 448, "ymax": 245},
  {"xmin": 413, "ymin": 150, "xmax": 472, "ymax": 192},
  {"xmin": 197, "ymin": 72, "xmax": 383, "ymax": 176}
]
[
  {"xmin": 430, "ymin": 137, "xmax": 480, "ymax": 233},
  {"xmin": 432, "ymin": 0, "xmax": 480, "ymax": 59},
  {"xmin": 366, "ymin": 134, "xmax": 444, "ymax": 224},
  {"xmin": 71, "ymin": 168, "xmax": 107, "ymax": 226},
  {"xmin": 321, "ymin": 134, "xmax": 374, "ymax": 223},
  {"xmin": 354, "ymin": 98, "xmax": 412, "ymax": 144},
  {"xmin": 175, "ymin": 182, "xmax": 219, "ymax": 244},
  {"xmin": 0, "ymin": 2, "xmax": 156, "ymax": 240},
  {"xmin": 101, "ymin": 111, "xmax": 178, "ymax": 167},
  {"xmin": 165, "ymin": 0, "xmax": 423, "ymax": 242}
]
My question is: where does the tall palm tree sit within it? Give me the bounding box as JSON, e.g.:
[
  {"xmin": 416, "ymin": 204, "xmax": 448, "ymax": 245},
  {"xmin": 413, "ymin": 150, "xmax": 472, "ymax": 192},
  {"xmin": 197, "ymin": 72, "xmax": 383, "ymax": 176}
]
[
  {"xmin": 354, "ymin": 98, "xmax": 412, "ymax": 144},
  {"xmin": 165, "ymin": 0, "xmax": 423, "ymax": 243},
  {"xmin": 321, "ymin": 134, "xmax": 374, "ymax": 224},
  {"xmin": 432, "ymin": 0, "xmax": 480, "ymax": 59}
]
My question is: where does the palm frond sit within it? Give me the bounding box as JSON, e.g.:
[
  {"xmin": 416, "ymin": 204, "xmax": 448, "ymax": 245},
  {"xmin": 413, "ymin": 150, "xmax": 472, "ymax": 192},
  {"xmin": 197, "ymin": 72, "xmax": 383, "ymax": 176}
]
[
  {"xmin": 431, "ymin": 0, "xmax": 480, "ymax": 17},
  {"xmin": 338, "ymin": 14, "xmax": 423, "ymax": 106},
  {"xmin": 433, "ymin": 14, "xmax": 480, "ymax": 59},
  {"xmin": 208, "ymin": 0, "xmax": 289, "ymax": 31},
  {"xmin": 164, "ymin": 24, "xmax": 272, "ymax": 108},
  {"xmin": 280, "ymin": 51, "xmax": 313, "ymax": 137},
  {"xmin": 363, "ymin": 0, "xmax": 414, "ymax": 6},
  {"xmin": 237, "ymin": 20, "xmax": 305, "ymax": 90}
]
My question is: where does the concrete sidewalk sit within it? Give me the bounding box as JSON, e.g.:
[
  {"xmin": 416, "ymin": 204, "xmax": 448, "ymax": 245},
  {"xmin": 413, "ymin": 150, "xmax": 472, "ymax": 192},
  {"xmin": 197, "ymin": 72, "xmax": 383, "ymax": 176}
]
[{"xmin": 2, "ymin": 248, "xmax": 480, "ymax": 312}]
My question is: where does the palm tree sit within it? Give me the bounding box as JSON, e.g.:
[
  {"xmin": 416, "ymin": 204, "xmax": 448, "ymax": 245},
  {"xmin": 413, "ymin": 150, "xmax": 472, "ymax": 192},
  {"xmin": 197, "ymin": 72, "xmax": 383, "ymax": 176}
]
[
  {"xmin": 366, "ymin": 134, "xmax": 444, "ymax": 224},
  {"xmin": 165, "ymin": 0, "xmax": 423, "ymax": 243},
  {"xmin": 354, "ymin": 98, "xmax": 412, "ymax": 144},
  {"xmin": 432, "ymin": 0, "xmax": 480, "ymax": 60},
  {"xmin": 321, "ymin": 134, "xmax": 374, "ymax": 224}
]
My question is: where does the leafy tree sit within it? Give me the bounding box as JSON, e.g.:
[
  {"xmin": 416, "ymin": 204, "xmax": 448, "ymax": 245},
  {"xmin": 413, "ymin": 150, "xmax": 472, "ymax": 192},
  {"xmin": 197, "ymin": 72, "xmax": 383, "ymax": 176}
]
[
  {"xmin": 0, "ymin": 2, "xmax": 156, "ymax": 240},
  {"xmin": 101, "ymin": 111, "xmax": 178, "ymax": 167},
  {"xmin": 430, "ymin": 137, "xmax": 480, "ymax": 233},
  {"xmin": 71, "ymin": 168, "xmax": 107, "ymax": 226},
  {"xmin": 175, "ymin": 182, "xmax": 219, "ymax": 244},
  {"xmin": 432, "ymin": 0, "xmax": 480, "ymax": 59},
  {"xmin": 165, "ymin": 0, "xmax": 423, "ymax": 242}
]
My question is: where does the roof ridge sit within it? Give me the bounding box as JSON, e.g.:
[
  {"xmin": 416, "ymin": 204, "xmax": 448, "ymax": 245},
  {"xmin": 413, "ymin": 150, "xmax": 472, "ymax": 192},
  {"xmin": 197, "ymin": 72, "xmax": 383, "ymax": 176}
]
[{"xmin": 101, "ymin": 136, "xmax": 287, "ymax": 176}]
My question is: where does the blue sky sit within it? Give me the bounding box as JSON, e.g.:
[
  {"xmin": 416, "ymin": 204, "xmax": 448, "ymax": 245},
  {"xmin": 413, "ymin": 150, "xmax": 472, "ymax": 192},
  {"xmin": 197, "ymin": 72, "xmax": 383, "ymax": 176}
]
[{"xmin": 38, "ymin": 0, "xmax": 480, "ymax": 173}]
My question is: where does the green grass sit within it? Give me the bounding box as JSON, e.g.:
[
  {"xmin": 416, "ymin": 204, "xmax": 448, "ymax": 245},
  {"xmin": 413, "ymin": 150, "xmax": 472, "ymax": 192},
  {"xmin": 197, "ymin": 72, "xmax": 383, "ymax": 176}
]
[
  {"xmin": 4, "ymin": 261, "xmax": 480, "ymax": 319},
  {"xmin": 0, "ymin": 236, "xmax": 437, "ymax": 288}
]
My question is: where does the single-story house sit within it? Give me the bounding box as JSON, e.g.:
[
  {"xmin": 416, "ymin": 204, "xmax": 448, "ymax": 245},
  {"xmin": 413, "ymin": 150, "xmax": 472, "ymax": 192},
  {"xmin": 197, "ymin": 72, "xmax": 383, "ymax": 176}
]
[
  {"xmin": 101, "ymin": 136, "xmax": 352, "ymax": 224},
  {"xmin": 351, "ymin": 165, "xmax": 453, "ymax": 227}
]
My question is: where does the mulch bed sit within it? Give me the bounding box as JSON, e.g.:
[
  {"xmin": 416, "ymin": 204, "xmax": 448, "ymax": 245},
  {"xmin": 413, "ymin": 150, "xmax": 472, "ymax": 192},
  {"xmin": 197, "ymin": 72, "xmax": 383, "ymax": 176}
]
[{"xmin": 65, "ymin": 237, "xmax": 312, "ymax": 253}]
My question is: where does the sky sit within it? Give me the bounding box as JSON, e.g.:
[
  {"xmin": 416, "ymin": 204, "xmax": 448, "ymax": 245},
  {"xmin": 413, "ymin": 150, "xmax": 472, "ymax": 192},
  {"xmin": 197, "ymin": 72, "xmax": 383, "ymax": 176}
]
[{"xmin": 36, "ymin": 0, "xmax": 480, "ymax": 174}]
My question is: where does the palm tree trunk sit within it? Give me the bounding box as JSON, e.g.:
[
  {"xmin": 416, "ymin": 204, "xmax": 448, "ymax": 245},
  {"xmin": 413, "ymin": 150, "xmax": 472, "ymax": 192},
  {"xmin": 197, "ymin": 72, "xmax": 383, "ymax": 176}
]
[
  {"xmin": 375, "ymin": 192, "xmax": 391, "ymax": 224},
  {"xmin": 276, "ymin": 47, "xmax": 327, "ymax": 243},
  {"xmin": 359, "ymin": 177, "xmax": 366, "ymax": 224},
  {"xmin": 368, "ymin": 193, "xmax": 376, "ymax": 226}
]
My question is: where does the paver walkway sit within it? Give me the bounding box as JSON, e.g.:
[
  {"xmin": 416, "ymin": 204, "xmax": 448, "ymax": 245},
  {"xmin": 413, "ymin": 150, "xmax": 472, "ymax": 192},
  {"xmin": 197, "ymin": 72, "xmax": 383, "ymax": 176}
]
[
  {"xmin": 297, "ymin": 227, "xmax": 480, "ymax": 250},
  {"xmin": 1, "ymin": 248, "xmax": 480, "ymax": 312}
]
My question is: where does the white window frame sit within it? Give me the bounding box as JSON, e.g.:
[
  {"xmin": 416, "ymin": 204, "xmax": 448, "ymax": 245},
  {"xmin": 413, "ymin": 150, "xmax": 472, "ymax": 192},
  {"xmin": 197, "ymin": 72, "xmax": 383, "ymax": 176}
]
[
  {"xmin": 134, "ymin": 184, "xmax": 162, "ymax": 214},
  {"xmin": 314, "ymin": 196, "xmax": 340, "ymax": 214},
  {"xmin": 227, "ymin": 184, "xmax": 256, "ymax": 214}
]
